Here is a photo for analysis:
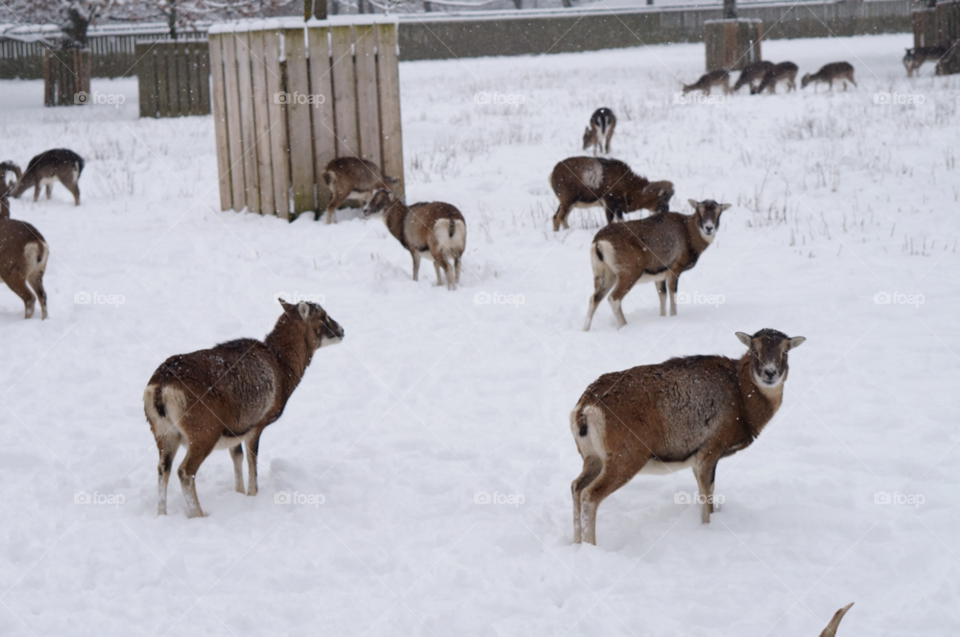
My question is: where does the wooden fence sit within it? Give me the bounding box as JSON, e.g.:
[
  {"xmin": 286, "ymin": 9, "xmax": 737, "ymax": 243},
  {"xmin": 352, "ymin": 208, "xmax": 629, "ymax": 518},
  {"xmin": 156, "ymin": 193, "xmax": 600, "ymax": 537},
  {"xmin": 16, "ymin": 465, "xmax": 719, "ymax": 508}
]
[
  {"xmin": 43, "ymin": 48, "xmax": 91, "ymax": 106},
  {"xmin": 208, "ymin": 23, "xmax": 404, "ymax": 220},
  {"xmin": 911, "ymin": 3, "xmax": 960, "ymax": 74},
  {"xmin": 135, "ymin": 40, "xmax": 210, "ymax": 118}
]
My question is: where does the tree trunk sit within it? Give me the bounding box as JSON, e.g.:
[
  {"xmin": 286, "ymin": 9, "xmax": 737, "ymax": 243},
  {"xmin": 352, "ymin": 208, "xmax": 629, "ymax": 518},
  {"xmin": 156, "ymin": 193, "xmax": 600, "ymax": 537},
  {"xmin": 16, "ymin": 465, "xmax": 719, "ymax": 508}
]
[
  {"xmin": 168, "ymin": 6, "xmax": 178, "ymax": 40},
  {"xmin": 723, "ymin": 0, "xmax": 736, "ymax": 20}
]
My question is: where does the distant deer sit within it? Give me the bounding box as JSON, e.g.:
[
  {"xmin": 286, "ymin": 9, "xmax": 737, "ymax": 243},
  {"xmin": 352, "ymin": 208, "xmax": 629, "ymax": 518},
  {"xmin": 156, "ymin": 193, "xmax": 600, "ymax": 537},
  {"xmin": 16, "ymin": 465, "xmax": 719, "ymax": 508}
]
[
  {"xmin": 320, "ymin": 157, "xmax": 397, "ymax": 224},
  {"xmin": 582, "ymin": 108, "xmax": 616, "ymax": 156},
  {"xmin": 903, "ymin": 46, "xmax": 946, "ymax": 77},
  {"xmin": 570, "ymin": 329, "xmax": 806, "ymax": 545},
  {"xmin": 682, "ymin": 70, "xmax": 731, "ymax": 95},
  {"xmin": 10, "ymin": 149, "xmax": 84, "ymax": 206},
  {"xmin": 363, "ymin": 189, "xmax": 466, "ymax": 290},
  {"xmin": 732, "ymin": 60, "xmax": 773, "ymax": 93},
  {"xmin": 549, "ymin": 157, "xmax": 673, "ymax": 231},
  {"xmin": 583, "ymin": 199, "xmax": 729, "ymax": 331},
  {"xmin": 801, "ymin": 62, "xmax": 857, "ymax": 91},
  {"xmin": 0, "ymin": 218, "xmax": 49, "ymax": 319},
  {"xmin": 144, "ymin": 300, "xmax": 344, "ymax": 518},
  {"xmin": 753, "ymin": 62, "xmax": 799, "ymax": 94}
]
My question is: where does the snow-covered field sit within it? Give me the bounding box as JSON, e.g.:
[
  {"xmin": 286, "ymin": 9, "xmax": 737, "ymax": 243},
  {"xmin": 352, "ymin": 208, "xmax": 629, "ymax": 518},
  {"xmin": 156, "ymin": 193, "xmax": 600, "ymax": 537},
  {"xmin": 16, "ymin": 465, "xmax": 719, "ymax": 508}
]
[{"xmin": 1, "ymin": 32, "xmax": 958, "ymax": 636}]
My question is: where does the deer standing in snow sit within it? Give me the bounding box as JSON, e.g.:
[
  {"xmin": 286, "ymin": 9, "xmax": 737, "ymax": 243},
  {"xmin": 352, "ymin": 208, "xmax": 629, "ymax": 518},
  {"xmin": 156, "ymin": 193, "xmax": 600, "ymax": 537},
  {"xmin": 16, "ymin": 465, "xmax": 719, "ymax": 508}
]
[
  {"xmin": 10, "ymin": 149, "xmax": 84, "ymax": 206},
  {"xmin": 320, "ymin": 157, "xmax": 397, "ymax": 224},
  {"xmin": 582, "ymin": 108, "xmax": 616, "ymax": 156},
  {"xmin": 0, "ymin": 218, "xmax": 49, "ymax": 319},
  {"xmin": 801, "ymin": 62, "xmax": 857, "ymax": 91}
]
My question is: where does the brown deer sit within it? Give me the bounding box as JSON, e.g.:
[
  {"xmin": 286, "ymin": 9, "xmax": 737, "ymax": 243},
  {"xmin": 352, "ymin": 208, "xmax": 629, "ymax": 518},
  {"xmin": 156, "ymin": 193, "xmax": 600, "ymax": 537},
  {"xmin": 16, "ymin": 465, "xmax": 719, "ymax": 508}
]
[
  {"xmin": 0, "ymin": 218, "xmax": 49, "ymax": 319},
  {"xmin": 363, "ymin": 189, "xmax": 466, "ymax": 290},
  {"xmin": 732, "ymin": 60, "xmax": 774, "ymax": 93},
  {"xmin": 753, "ymin": 62, "xmax": 799, "ymax": 94},
  {"xmin": 903, "ymin": 46, "xmax": 947, "ymax": 77},
  {"xmin": 583, "ymin": 199, "xmax": 729, "ymax": 331},
  {"xmin": 582, "ymin": 108, "xmax": 616, "ymax": 156},
  {"xmin": 144, "ymin": 299, "xmax": 344, "ymax": 518},
  {"xmin": 570, "ymin": 329, "xmax": 806, "ymax": 545},
  {"xmin": 320, "ymin": 157, "xmax": 397, "ymax": 224},
  {"xmin": 0, "ymin": 161, "xmax": 22, "ymax": 219},
  {"xmin": 682, "ymin": 70, "xmax": 731, "ymax": 95},
  {"xmin": 801, "ymin": 62, "xmax": 857, "ymax": 91},
  {"xmin": 550, "ymin": 157, "xmax": 674, "ymax": 231},
  {"xmin": 10, "ymin": 149, "xmax": 84, "ymax": 206}
]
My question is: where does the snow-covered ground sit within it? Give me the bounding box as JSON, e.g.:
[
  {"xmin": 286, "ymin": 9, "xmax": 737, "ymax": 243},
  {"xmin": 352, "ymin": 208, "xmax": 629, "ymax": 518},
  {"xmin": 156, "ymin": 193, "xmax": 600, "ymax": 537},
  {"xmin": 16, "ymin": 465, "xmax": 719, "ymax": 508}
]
[{"xmin": 0, "ymin": 32, "xmax": 957, "ymax": 636}]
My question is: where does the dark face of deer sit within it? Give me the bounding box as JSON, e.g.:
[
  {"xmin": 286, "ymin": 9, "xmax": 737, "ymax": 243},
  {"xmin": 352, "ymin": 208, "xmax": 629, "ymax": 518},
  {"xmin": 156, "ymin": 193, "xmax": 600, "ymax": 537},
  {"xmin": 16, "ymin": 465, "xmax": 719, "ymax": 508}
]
[
  {"xmin": 801, "ymin": 73, "xmax": 812, "ymax": 88},
  {"xmin": 688, "ymin": 199, "xmax": 730, "ymax": 241},
  {"xmin": 736, "ymin": 329, "xmax": 805, "ymax": 389},
  {"xmin": 362, "ymin": 189, "xmax": 394, "ymax": 217},
  {"xmin": 282, "ymin": 301, "xmax": 344, "ymax": 351}
]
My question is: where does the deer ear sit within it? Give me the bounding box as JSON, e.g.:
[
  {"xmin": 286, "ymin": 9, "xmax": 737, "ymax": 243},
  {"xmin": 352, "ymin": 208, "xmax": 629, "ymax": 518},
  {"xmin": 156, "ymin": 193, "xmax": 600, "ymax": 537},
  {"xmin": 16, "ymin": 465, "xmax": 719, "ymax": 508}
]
[
  {"xmin": 735, "ymin": 332, "xmax": 753, "ymax": 347},
  {"xmin": 298, "ymin": 302, "xmax": 311, "ymax": 320},
  {"xmin": 279, "ymin": 298, "xmax": 295, "ymax": 312},
  {"xmin": 719, "ymin": 203, "xmax": 732, "ymax": 212},
  {"xmin": 688, "ymin": 199, "xmax": 699, "ymax": 210},
  {"xmin": 788, "ymin": 336, "xmax": 806, "ymax": 350}
]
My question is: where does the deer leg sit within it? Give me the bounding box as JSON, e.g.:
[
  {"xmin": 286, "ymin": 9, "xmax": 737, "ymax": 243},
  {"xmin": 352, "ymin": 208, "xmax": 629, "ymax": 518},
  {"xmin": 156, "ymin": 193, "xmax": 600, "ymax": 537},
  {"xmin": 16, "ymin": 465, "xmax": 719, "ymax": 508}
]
[
  {"xmin": 656, "ymin": 280, "xmax": 667, "ymax": 317},
  {"xmin": 156, "ymin": 430, "xmax": 181, "ymax": 516},
  {"xmin": 579, "ymin": 462, "xmax": 642, "ymax": 545},
  {"xmin": 584, "ymin": 268, "xmax": 616, "ymax": 331},
  {"xmin": 571, "ymin": 455, "xmax": 603, "ymax": 543},
  {"xmin": 607, "ymin": 275, "xmax": 636, "ymax": 329},
  {"xmin": 32, "ymin": 184, "xmax": 39, "ymax": 202},
  {"xmin": 667, "ymin": 272, "xmax": 679, "ymax": 316},
  {"xmin": 5, "ymin": 275, "xmax": 37, "ymax": 319},
  {"xmin": 553, "ymin": 202, "xmax": 571, "ymax": 232},
  {"xmin": 26, "ymin": 267, "xmax": 47, "ymax": 320},
  {"xmin": 245, "ymin": 427, "xmax": 264, "ymax": 496},
  {"xmin": 848, "ymin": 76, "xmax": 857, "ymax": 88},
  {"xmin": 64, "ymin": 180, "xmax": 80, "ymax": 206},
  {"xmin": 230, "ymin": 443, "xmax": 244, "ymax": 493},
  {"xmin": 177, "ymin": 435, "xmax": 218, "ymax": 518},
  {"xmin": 693, "ymin": 460, "xmax": 719, "ymax": 524},
  {"xmin": 454, "ymin": 256, "xmax": 462, "ymax": 285},
  {"xmin": 44, "ymin": 183, "xmax": 52, "ymax": 199},
  {"xmin": 410, "ymin": 249, "xmax": 421, "ymax": 282}
]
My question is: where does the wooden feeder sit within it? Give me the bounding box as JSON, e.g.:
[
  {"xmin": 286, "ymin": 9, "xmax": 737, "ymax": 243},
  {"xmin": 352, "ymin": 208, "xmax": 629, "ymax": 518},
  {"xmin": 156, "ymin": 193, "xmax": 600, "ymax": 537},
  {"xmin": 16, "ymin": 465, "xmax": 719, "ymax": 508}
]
[
  {"xmin": 208, "ymin": 19, "xmax": 404, "ymax": 221},
  {"xmin": 43, "ymin": 48, "xmax": 91, "ymax": 107},
  {"xmin": 703, "ymin": 19, "xmax": 762, "ymax": 72}
]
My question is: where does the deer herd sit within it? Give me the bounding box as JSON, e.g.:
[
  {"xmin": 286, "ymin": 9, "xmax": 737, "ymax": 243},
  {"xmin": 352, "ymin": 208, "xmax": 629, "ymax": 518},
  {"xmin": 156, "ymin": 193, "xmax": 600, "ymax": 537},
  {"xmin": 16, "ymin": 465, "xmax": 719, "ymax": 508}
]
[{"xmin": 9, "ymin": 48, "xmax": 940, "ymax": 634}]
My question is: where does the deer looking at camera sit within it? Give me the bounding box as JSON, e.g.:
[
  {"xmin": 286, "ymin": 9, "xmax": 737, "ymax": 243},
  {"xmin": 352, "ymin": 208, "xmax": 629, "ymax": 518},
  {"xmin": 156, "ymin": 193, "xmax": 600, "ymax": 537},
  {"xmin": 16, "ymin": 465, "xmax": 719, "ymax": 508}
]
[
  {"xmin": 583, "ymin": 199, "xmax": 729, "ymax": 331},
  {"xmin": 582, "ymin": 108, "xmax": 616, "ymax": 156},
  {"xmin": 570, "ymin": 329, "xmax": 806, "ymax": 545},
  {"xmin": 10, "ymin": 148, "xmax": 84, "ymax": 206},
  {"xmin": 801, "ymin": 62, "xmax": 857, "ymax": 91},
  {"xmin": 363, "ymin": 189, "xmax": 466, "ymax": 290},
  {"xmin": 144, "ymin": 300, "xmax": 344, "ymax": 518},
  {"xmin": 0, "ymin": 161, "xmax": 22, "ymax": 219},
  {"xmin": 0, "ymin": 217, "xmax": 49, "ymax": 319},
  {"xmin": 903, "ymin": 46, "xmax": 947, "ymax": 77},
  {"xmin": 320, "ymin": 157, "xmax": 397, "ymax": 224},
  {"xmin": 732, "ymin": 61, "xmax": 774, "ymax": 93},
  {"xmin": 550, "ymin": 157, "xmax": 673, "ymax": 231},
  {"xmin": 682, "ymin": 70, "xmax": 731, "ymax": 95},
  {"xmin": 753, "ymin": 62, "xmax": 799, "ymax": 94}
]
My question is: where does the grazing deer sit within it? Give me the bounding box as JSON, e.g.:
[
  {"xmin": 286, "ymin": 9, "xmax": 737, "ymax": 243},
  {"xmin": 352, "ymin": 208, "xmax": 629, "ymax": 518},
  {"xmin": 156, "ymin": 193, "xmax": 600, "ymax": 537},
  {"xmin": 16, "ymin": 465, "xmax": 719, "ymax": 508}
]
[
  {"xmin": 583, "ymin": 199, "xmax": 729, "ymax": 331},
  {"xmin": 320, "ymin": 157, "xmax": 397, "ymax": 224},
  {"xmin": 583, "ymin": 108, "xmax": 616, "ymax": 156},
  {"xmin": 0, "ymin": 218, "xmax": 49, "ymax": 319},
  {"xmin": 144, "ymin": 299, "xmax": 344, "ymax": 518},
  {"xmin": 682, "ymin": 70, "xmax": 731, "ymax": 95},
  {"xmin": 753, "ymin": 62, "xmax": 799, "ymax": 94},
  {"xmin": 570, "ymin": 329, "xmax": 806, "ymax": 545},
  {"xmin": 801, "ymin": 62, "xmax": 857, "ymax": 91},
  {"xmin": 363, "ymin": 189, "xmax": 466, "ymax": 290},
  {"xmin": 903, "ymin": 46, "xmax": 946, "ymax": 77},
  {"xmin": 819, "ymin": 604, "xmax": 854, "ymax": 637},
  {"xmin": 550, "ymin": 157, "xmax": 673, "ymax": 231},
  {"xmin": 732, "ymin": 60, "xmax": 774, "ymax": 93},
  {"xmin": 0, "ymin": 161, "xmax": 22, "ymax": 219},
  {"xmin": 10, "ymin": 149, "xmax": 84, "ymax": 206}
]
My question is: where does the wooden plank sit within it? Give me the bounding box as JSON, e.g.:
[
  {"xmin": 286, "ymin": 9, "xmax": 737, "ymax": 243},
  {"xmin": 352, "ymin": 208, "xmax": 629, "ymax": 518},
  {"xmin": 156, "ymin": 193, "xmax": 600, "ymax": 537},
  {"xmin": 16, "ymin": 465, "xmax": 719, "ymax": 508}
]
[
  {"xmin": 176, "ymin": 42, "xmax": 190, "ymax": 116},
  {"xmin": 185, "ymin": 42, "xmax": 199, "ymax": 115},
  {"xmin": 234, "ymin": 32, "xmax": 260, "ymax": 214},
  {"xmin": 222, "ymin": 34, "xmax": 246, "ymax": 211},
  {"xmin": 135, "ymin": 44, "xmax": 157, "ymax": 118},
  {"xmin": 353, "ymin": 25, "xmax": 381, "ymax": 168},
  {"xmin": 376, "ymin": 23, "xmax": 404, "ymax": 199},
  {"xmin": 197, "ymin": 42, "xmax": 211, "ymax": 116},
  {"xmin": 263, "ymin": 29, "xmax": 291, "ymax": 220},
  {"xmin": 283, "ymin": 27, "xmax": 316, "ymax": 217},
  {"xmin": 307, "ymin": 26, "xmax": 336, "ymax": 213},
  {"xmin": 166, "ymin": 43, "xmax": 180, "ymax": 116},
  {"xmin": 249, "ymin": 31, "xmax": 275, "ymax": 216},
  {"xmin": 156, "ymin": 45, "xmax": 169, "ymax": 117},
  {"xmin": 208, "ymin": 34, "xmax": 233, "ymax": 211},
  {"xmin": 330, "ymin": 26, "xmax": 359, "ymax": 158}
]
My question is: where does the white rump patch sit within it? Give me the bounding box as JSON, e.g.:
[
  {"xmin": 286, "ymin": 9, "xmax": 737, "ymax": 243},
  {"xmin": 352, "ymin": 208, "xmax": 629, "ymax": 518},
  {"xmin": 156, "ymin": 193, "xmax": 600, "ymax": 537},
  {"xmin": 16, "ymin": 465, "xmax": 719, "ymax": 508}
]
[{"xmin": 581, "ymin": 160, "xmax": 603, "ymax": 190}]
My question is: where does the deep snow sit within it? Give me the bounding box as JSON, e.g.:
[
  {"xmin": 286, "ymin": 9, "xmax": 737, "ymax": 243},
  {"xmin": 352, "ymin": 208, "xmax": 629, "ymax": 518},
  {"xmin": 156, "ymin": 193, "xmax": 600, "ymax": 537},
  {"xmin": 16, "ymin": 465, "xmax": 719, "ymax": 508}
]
[{"xmin": 0, "ymin": 32, "xmax": 957, "ymax": 636}]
